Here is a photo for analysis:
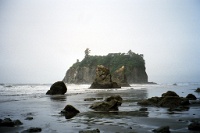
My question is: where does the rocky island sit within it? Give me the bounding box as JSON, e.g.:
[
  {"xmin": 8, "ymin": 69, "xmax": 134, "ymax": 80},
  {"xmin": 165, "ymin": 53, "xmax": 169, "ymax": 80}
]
[{"xmin": 63, "ymin": 49, "xmax": 148, "ymax": 85}]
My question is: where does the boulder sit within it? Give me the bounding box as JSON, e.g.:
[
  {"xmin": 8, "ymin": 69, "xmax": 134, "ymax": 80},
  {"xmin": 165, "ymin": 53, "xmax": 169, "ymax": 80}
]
[
  {"xmin": 90, "ymin": 65, "xmax": 121, "ymax": 89},
  {"xmin": 90, "ymin": 95, "xmax": 123, "ymax": 111},
  {"xmin": 158, "ymin": 96, "xmax": 185, "ymax": 108},
  {"xmin": 112, "ymin": 66, "xmax": 130, "ymax": 87},
  {"xmin": 105, "ymin": 95, "xmax": 123, "ymax": 106},
  {"xmin": 22, "ymin": 127, "xmax": 42, "ymax": 133},
  {"xmin": 186, "ymin": 94, "xmax": 197, "ymax": 100},
  {"xmin": 61, "ymin": 105, "xmax": 80, "ymax": 119},
  {"xmin": 46, "ymin": 81, "xmax": 67, "ymax": 95},
  {"xmin": 161, "ymin": 91, "xmax": 179, "ymax": 97},
  {"xmin": 195, "ymin": 88, "xmax": 200, "ymax": 92},
  {"xmin": 152, "ymin": 126, "xmax": 170, "ymax": 133},
  {"xmin": 188, "ymin": 122, "xmax": 200, "ymax": 131}
]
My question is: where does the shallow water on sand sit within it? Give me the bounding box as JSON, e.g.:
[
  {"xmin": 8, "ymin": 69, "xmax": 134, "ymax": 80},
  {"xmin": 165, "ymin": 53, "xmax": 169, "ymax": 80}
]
[{"xmin": 0, "ymin": 83, "xmax": 200, "ymax": 133}]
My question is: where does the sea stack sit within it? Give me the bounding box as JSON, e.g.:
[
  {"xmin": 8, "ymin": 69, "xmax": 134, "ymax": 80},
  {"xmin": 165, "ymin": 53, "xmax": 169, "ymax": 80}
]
[{"xmin": 90, "ymin": 65, "xmax": 121, "ymax": 89}]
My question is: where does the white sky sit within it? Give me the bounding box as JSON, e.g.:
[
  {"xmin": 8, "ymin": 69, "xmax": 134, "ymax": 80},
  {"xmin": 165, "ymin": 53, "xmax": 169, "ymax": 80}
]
[{"xmin": 0, "ymin": 0, "xmax": 200, "ymax": 84}]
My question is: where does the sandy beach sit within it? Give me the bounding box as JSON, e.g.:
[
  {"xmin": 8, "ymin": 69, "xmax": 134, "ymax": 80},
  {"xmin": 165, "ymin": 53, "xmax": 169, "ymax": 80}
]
[{"xmin": 0, "ymin": 83, "xmax": 200, "ymax": 133}]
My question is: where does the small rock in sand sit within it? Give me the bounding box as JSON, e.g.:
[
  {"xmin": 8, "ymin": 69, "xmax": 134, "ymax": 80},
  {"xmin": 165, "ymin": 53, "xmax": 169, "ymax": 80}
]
[
  {"xmin": 22, "ymin": 127, "xmax": 42, "ymax": 133},
  {"xmin": 79, "ymin": 129, "xmax": 100, "ymax": 133},
  {"xmin": 152, "ymin": 126, "xmax": 170, "ymax": 133}
]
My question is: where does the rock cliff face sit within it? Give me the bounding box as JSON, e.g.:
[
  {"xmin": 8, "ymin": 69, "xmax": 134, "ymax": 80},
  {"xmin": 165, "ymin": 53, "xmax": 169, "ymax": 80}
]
[
  {"xmin": 63, "ymin": 66, "xmax": 147, "ymax": 84},
  {"xmin": 63, "ymin": 52, "xmax": 148, "ymax": 84},
  {"xmin": 63, "ymin": 66, "xmax": 96, "ymax": 84}
]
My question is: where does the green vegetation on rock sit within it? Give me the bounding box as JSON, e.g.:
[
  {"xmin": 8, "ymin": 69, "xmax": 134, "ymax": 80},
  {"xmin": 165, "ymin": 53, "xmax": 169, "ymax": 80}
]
[{"xmin": 63, "ymin": 49, "xmax": 148, "ymax": 84}]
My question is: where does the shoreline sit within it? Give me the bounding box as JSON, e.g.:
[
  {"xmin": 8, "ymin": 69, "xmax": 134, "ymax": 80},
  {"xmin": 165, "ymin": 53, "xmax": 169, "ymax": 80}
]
[{"xmin": 0, "ymin": 84, "xmax": 200, "ymax": 132}]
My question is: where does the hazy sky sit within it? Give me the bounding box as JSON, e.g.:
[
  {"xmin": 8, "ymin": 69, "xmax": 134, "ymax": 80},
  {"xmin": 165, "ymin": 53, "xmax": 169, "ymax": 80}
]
[{"xmin": 0, "ymin": 0, "xmax": 200, "ymax": 84}]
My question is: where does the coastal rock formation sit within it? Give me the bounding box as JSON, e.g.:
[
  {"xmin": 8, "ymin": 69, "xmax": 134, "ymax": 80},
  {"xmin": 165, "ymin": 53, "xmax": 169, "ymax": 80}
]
[
  {"xmin": 22, "ymin": 127, "xmax": 42, "ymax": 133},
  {"xmin": 63, "ymin": 51, "xmax": 148, "ymax": 84},
  {"xmin": 188, "ymin": 121, "xmax": 200, "ymax": 131},
  {"xmin": 46, "ymin": 81, "xmax": 67, "ymax": 95},
  {"xmin": 90, "ymin": 95, "xmax": 123, "ymax": 111},
  {"xmin": 137, "ymin": 91, "xmax": 190, "ymax": 108},
  {"xmin": 195, "ymin": 88, "xmax": 200, "ymax": 92},
  {"xmin": 61, "ymin": 105, "xmax": 80, "ymax": 119},
  {"xmin": 89, "ymin": 65, "xmax": 121, "ymax": 89},
  {"xmin": 0, "ymin": 118, "xmax": 23, "ymax": 127},
  {"xmin": 112, "ymin": 66, "xmax": 130, "ymax": 87},
  {"xmin": 152, "ymin": 126, "xmax": 170, "ymax": 133},
  {"xmin": 186, "ymin": 94, "xmax": 197, "ymax": 100}
]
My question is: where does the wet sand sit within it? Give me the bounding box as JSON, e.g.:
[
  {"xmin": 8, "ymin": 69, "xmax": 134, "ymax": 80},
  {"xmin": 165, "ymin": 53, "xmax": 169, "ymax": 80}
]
[{"xmin": 0, "ymin": 85, "xmax": 200, "ymax": 133}]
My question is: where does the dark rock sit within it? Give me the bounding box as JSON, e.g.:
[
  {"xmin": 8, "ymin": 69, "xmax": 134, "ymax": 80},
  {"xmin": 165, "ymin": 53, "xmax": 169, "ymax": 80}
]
[
  {"xmin": 90, "ymin": 65, "xmax": 121, "ymax": 89},
  {"xmin": 186, "ymin": 94, "xmax": 197, "ymax": 100},
  {"xmin": 90, "ymin": 95, "xmax": 123, "ymax": 111},
  {"xmin": 84, "ymin": 98, "xmax": 97, "ymax": 101},
  {"xmin": 105, "ymin": 95, "xmax": 123, "ymax": 106},
  {"xmin": 79, "ymin": 129, "xmax": 100, "ymax": 133},
  {"xmin": 25, "ymin": 117, "xmax": 33, "ymax": 120},
  {"xmin": 0, "ymin": 118, "xmax": 23, "ymax": 127},
  {"xmin": 161, "ymin": 91, "xmax": 179, "ymax": 97},
  {"xmin": 139, "ymin": 108, "xmax": 148, "ymax": 111},
  {"xmin": 180, "ymin": 98, "xmax": 190, "ymax": 106},
  {"xmin": 152, "ymin": 126, "xmax": 170, "ymax": 133},
  {"xmin": 188, "ymin": 122, "xmax": 200, "ymax": 131},
  {"xmin": 158, "ymin": 96, "xmax": 184, "ymax": 108},
  {"xmin": 112, "ymin": 66, "xmax": 130, "ymax": 87},
  {"xmin": 22, "ymin": 127, "xmax": 42, "ymax": 132},
  {"xmin": 13, "ymin": 119, "xmax": 23, "ymax": 125},
  {"xmin": 137, "ymin": 97, "xmax": 160, "ymax": 106},
  {"xmin": 0, "ymin": 118, "xmax": 14, "ymax": 127},
  {"xmin": 46, "ymin": 81, "xmax": 67, "ymax": 95},
  {"xmin": 195, "ymin": 88, "xmax": 200, "ymax": 92},
  {"xmin": 61, "ymin": 105, "xmax": 80, "ymax": 119}
]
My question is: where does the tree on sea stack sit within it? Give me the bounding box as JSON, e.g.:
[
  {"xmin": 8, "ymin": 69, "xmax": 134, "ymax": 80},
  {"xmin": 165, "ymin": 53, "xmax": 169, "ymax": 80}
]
[{"xmin": 84, "ymin": 48, "xmax": 91, "ymax": 58}]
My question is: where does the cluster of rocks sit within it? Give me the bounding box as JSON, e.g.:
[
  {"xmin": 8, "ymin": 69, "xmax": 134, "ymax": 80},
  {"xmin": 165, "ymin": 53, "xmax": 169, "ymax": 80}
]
[
  {"xmin": 0, "ymin": 118, "xmax": 42, "ymax": 133},
  {"xmin": 21, "ymin": 127, "xmax": 42, "ymax": 133},
  {"xmin": 0, "ymin": 118, "xmax": 22, "ymax": 127},
  {"xmin": 89, "ymin": 95, "xmax": 123, "ymax": 111},
  {"xmin": 45, "ymin": 81, "xmax": 200, "ymax": 132},
  {"xmin": 60, "ymin": 95, "xmax": 123, "ymax": 120},
  {"xmin": 46, "ymin": 65, "xmax": 132, "ymax": 95},
  {"xmin": 137, "ymin": 91, "xmax": 197, "ymax": 109},
  {"xmin": 152, "ymin": 120, "xmax": 200, "ymax": 132}
]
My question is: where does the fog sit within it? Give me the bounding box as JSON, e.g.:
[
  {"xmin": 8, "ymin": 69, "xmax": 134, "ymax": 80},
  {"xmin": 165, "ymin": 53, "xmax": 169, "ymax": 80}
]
[{"xmin": 0, "ymin": 0, "xmax": 200, "ymax": 84}]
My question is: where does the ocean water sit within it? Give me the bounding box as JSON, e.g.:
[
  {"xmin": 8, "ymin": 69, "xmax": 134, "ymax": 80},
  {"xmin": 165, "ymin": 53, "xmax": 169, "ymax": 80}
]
[{"xmin": 0, "ymin": 83, "xmax": 200, "ymax": 133}]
